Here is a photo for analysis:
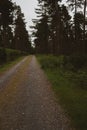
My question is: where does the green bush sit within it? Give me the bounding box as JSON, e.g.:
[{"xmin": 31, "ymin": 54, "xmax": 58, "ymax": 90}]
[
  {"xmin": 6, "ymin": 49, "xmax": 21, "ymax": 61},
  {"xmin": 0, "ymin": 48, "xmax": 22, "ymax": 65},
  {"xmin": 73, "ymin": 71, "xmax": 87, "ymax": 89},
  {"xmin": 0, "ymin": 48, "xmax": 7, "ymax": 64},
  {"xmin": 38, "ymin": 55, "xmax": 59, "ymax": 69},
  {"xmin": 38, "ymin": 55, "xmax": 67, "ymax": 70},
  {"xmin": 38, "ymin": 55, "xmax": 87, "ymax": 71},
  {"xmin": 38, "ymin": 55, "xmax": 87, "ymax": 90},
  {"xmin": 37, "ymin": 55, "xmax": 87, "ymax": 129},
  {"xmin": 64, "ymin": 55, "xmax": 87, "ymax": 70}
]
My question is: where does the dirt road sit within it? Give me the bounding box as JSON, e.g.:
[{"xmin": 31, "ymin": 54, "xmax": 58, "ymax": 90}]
[{"xmin": 0, "ymin": 56, "xmax": 73, "ymax": 130}]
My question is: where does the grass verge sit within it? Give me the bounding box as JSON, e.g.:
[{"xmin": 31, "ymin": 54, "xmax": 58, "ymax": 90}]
[
  {"xmin": 37, "ymin": 55, "xmax": 87, "ymax": 130},
  {"xmin": 0, "ymin": 56, "xmax": 25, "ymax": 74}
]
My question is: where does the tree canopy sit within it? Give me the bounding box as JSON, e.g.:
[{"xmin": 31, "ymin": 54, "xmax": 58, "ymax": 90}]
[
  {"xmin": 0, "ymin": 0, "xmax": 31, "ymax": 53},
  {"xmin": 31, "ymin": 0, "xmax": 87, "ymax": 55}
]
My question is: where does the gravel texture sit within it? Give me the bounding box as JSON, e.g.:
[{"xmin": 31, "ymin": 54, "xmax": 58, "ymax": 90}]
[{"xmin": 0, "ymin": 56, "xmax": 74, "ymax": 130}]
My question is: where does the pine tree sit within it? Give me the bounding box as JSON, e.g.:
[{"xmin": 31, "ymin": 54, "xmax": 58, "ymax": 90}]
[
  {"xmin": 66, "ymin": 0, "xmax": 85, "ymax": 55},
  {"xmin": 32, "ymin": 1, "xmax": 49, "ymax": 54},
  {"xmin": 0, "ymin": 0, "xmax": 14, "ymax": 47},
  {"xmin": 14, "ymin": 6, "xmax": 31, "ymax": 52},
  {"xmin": 83, "ymin": 0, "xmax": 87, "ymax": 54}
]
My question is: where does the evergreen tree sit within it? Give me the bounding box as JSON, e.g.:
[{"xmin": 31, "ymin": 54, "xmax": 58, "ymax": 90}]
[
  {"xmin": 0, "ymin": 0, "xmax": 14, "ymax": 47},
  {"xmin": 48, "ymin": 0, "xmax": 62, "ymax": 55},
  {"xmin": 60, "ymin": 5, "xmax": 72, "ymax": 55},
  {"xmin": 14, "ymin": 6, "xmax": 31, "ymax": 52},
  {"xmin": 32, "ymin": 0, "xmax": 87, "ymax": 55},
  {"xmin": 1, "ymin": 26, "xmax": 13, "ymax": 48},
  {"xmin": 32, "ymin": 1, "xmax": 49, "ymax": 54},
  {"xmin": 32, "ymin": 0, "xmax": 72, "ymax": 55},
  {"xmin": 67, "ymin": 0, "xmax": 83, "ymax": 42},
  {"xmin": 83, "ymin": 0, "xmax": 87, "ymax": 54}
]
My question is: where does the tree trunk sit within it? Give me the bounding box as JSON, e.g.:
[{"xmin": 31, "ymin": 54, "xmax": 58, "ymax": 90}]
[
  {"xmin": 54, "ymin": 0, "xmax": 62, "ymax": 55},
  {"xmin": 83, "ymin": 0, "xmax": 86, "ymax": 54},
  {"xmin": 75, "ymin": 0, "xmax": 77, "ymax": 42}
]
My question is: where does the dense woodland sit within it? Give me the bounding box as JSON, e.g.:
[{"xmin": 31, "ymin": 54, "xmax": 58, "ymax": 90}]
[
  {"xmin": 0, "ymin": 0, "xmax": 87, "ymax": 58},
  {"xmin": 33, "ymin": 1, "xmax": 87, "ymax": 128},
  {"xmin": 31, "ymin": 0, "xmax": 87, "ymax": 56},
  {"xmin": 0, "ymin": 1, "xmax": 87, "ymax": 128},
  {"xmin": 0, "ymin": 0, "xmax": 31, "ymax": 52}
]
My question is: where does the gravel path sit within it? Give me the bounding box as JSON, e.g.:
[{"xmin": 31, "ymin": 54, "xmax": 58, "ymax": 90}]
[
  {"xmin": 0, "ymin": 56, "xmax": 73, "ymax": 130},
  {"xmin": 0, "ymin": 57, "xmax": 28, "ymax": 88}
]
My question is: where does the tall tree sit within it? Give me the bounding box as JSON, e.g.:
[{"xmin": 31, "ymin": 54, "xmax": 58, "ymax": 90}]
[
  {"xmin": 67, "ymin": 0, "xmax": 83, "ymax": 42},
  {"xmin": 0, "ymin": 0, "xmax": 14, "ymax": 47},
  {"xmin": 32, "ymin": 1, "xmax": 49, "ymax": 54},
  {"xmin": 83, "ymin": 0, "xmax": 87, "ymax": 51},
  {"xmin": 48, "ymin": 0, "xmax": 62, "ymax": 55},
  {"xmin": 14, "ymin": 6, "xmax": 31, "ymax": 52},
  {"xmin": 35, "ymin": 0, "xmax": 63, "ymax": 55},
  {"xmin": 60, "ymin": 5, "xmax": 72, "ymax": 55}
]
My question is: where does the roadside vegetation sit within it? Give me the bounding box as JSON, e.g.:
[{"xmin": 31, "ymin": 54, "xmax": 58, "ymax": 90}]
[
  {"xmin": 0, "ymin": 48, "xmax": 22, "ymax": 64},
  {"xmin": 0, "ymin": 1, "xmax": 31, "ymax": 67},
  {"xmin": 0, "ymin": 47, "xmax": 26, "ymax": 73},
  {"xmin": 0, "ymin": 56, "xmax": 25, "ymax": 73},
  {"xmin": 37, "ymin": 55, "xmax": 87, "ymax": 130}
]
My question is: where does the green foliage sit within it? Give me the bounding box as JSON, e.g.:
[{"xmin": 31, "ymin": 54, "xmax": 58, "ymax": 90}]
[
  {"xmin": 0, "ymin": 0, "xmax": 13, "ymax": 27},
  {"xmin": 32, "ymin": 2, "xmax": 49, "ymax": 54},
  {"xmin": 0, "ymin": 48, "xmax": 7, "ymax": 64},
  {"xmin": 38, "ymin": 55, "xmax": 67, "ymax": 69},
  {"xmin": 14, "ymin": 5, "xmax": 31, "ymax": 52},
  {"xmin": 0, "ymin": 2, "xmax": 31, "ymax": 53},
  {"xmin": 0, "ymin": 56, "xmax": 25, "ymax": 72},
  {"xmin": 0, "ymin": 48, "xmax": 23, "ymax": 65},
  {"xmin": 38, "ymin": 55, "xmax": 59, "ymax": 69},
  {"xmin": 38, "ymin": 55, "xmax": 87, "ymax": 70},
  {"xmin": 37, "ymin": 55, "xmax": 87, "ymax": 129},
  {"xmin": 64, "ymin": 55, "xmax": 87, "ymax": 70},
  {"xmin": 65, "ymin": 71, "xmax": 87, "ymax": 90},
  {"xmin": 6, "ymin": 48, "xmax": 21, "ymax": 61},
  {"xmin": 38, "ymin": 55, "xmax": 87, "ymax": 90}
]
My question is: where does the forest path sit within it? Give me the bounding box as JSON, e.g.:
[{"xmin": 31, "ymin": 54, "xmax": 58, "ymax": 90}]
[{"xmin": 0, "ymin": 55, "xmax": 73, "ymax": 130}]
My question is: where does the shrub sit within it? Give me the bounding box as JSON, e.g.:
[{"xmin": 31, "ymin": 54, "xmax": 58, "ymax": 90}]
[
  {"xmin": 73, "ymin": 71, "xmax": 87, "ymax": 89},
  {"xmin": 0, "ymin": 47, "xmax": 22, "ymax": 65},
  {"xmin": 38, "ymin": 55, "xmax": 60, "ymax": 69},
  {"xmin": 6, "ymin": 49, "xmax": 21, "ymax": 61},
  {"xmin": 65, "ymin": 55, "xmax": 87, "ymax": 70},
  {"xmin": 0, "ymin": 48, "xmax": 7, "ymax": 64},
  {"xmin": 38, "ymin": 55, "xmax": 87, "ymax": 90}
]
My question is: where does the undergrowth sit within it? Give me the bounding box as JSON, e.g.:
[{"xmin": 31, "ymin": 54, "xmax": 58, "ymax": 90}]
[
  {"xmin": 37, "ymin": 55, "xmax": 87, "ymax": 130},
  {"xmin": 0, "ymin": 56, "xmax": 25, "ymax": 73},
  {"xmin": 0, "ymin": 47, "xmax": 27, "ymax": 65}
]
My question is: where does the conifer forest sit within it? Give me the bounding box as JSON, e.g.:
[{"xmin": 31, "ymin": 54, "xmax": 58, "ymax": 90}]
[
  {"xmin": 31, "ymin": 0, "xmax": 87, "ymax": 56},
  {"xmin": 0, "ymin": 1, "xmax": 87, "ymax": 129},
  {"xmin": 0, "ymin": 0, "xmax": 87, "ymax": 56}
]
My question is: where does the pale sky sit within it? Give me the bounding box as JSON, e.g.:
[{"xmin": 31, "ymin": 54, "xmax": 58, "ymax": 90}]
[
  {"xmin": 12, "ymin": 0, "xmax": 67, "ymax": 34},
  {"xmin": 12, "ymin": 0, "xmax": 38, "ymax": 31},
  {"xmin": 12, "ymin": 0, "xmax": 67, "ymax": 43}
]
